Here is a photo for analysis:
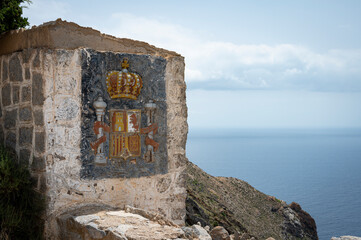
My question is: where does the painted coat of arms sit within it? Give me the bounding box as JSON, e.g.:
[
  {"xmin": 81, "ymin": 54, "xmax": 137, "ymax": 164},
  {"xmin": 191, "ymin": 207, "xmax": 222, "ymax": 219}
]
[
  {"xmin": 109, "ymin": 109, "xmax": 141, "ymax": 159},
  {"xmin": 91, "ymin": 58, "xmax": 159, "ymax": 165}
]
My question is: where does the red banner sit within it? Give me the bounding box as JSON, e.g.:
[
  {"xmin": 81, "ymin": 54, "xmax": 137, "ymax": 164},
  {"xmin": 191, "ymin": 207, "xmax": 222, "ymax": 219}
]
[
  {"xmin": 90, "ymin": 135, "xmax": 107, "ymax": 153},
  {"xmin": 140, "ymin": 123, "xmax": 158, "ymax": 134},
  {"xmin": 145, "ymin": 136, "xmax": 159, "ymax": 151},
  {"xmin": 93, "ymin": 121, "xmax": 111, "ymax": 135}
]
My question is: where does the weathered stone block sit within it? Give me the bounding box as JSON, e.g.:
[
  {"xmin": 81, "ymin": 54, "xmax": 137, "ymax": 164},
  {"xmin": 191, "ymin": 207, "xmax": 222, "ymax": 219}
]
[
  {"xmin": 31, "ymin": 156, "xmax": 45, "ymax": 172},
  {"xmin": 19, "ymin": 106, "xmax": 32, "ymax": 121},
  {"xmin": 2, "ymin": 59, "xmax": 8, "ymax": 82},
  {"xmin": 5, "ymin": 131, "xmax": 16, "ymax": 149},
  {"xmin": 19, "ymin": 126, "xmax": 33, "ymax": 145},
  {"xmin": 56, "ymin": 97, "xmax": 78, "ymax": 120},
  {"xmin": 165, "ymin": 58, "xmax": 186, "ymax": 104},
  {"xmin": 32, "ymin": 72, "xmax": 44, "ymax": 105},
  {"xmin": 54, "ymin": 51, "xmax": 79, "ymax": 94},
  {"xmin": 2, "ymin": 83, "xmax": 11, "ymax": 106},
  {"xmin": 9, "ymin": 55, "xmax": 23, "ymax": 82},
  {"xmin": 170, "ymin": 153, "xmax": 188, "ymax": 170},
  {"xmin": 34, "ymin": 109, "xmax": 44, "ymax": 126},
  {"xmin": 35, "ymin": 131, "xmax": 45, "ymax": 153},
  {"xmin": 22, "ymin": 49, "xmax": 33, "ymax": 63},
  {"xmin": 12, "ymin": 85, "xmax": 20, "ymax": 104},
  {"xmin": 33, "ymin": 52, "xmax": 40, "ymax": 68},
  {"xmin": 20, "ymin": 148, "xmax": 31, "ymax": 166},
  {"xmin": 55, "ymin": 74, "xmax": 78, "ymax": 94},
  {"xmin": 156, "ymin": 176, "xmax": 172, "ymax": 193},
  {"xmin": 25, "ymin": 67, "xmax": 30, "ymax": 80},
  {"xmin": 21, "ymin": 85, "xmax": 31, "ymax": 102},
  {"xmin": 4, "ymin": 109, "xmax": 17, "ymax": 129}
]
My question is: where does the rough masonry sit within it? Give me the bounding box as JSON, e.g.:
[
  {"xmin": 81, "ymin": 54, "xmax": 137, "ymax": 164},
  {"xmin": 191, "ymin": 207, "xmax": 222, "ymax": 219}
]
[{"xmin": 0, "ymin": 19, "xmax": 188, "ymax": 239}]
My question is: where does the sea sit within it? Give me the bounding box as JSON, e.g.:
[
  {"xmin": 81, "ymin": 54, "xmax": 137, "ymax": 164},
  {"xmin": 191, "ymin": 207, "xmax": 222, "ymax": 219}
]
[{"xmin": 186, "ymin": 128, "xmax": 361, "ymax": 240}]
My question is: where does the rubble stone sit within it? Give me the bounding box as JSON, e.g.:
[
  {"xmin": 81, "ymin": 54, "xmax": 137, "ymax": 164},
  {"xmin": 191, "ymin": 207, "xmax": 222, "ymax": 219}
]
[
  {"xmin": 4, "ymin": 109, "xmax": 17, "ymax": 129},
  {"xmin": 210, "ymin": 226, "xmax": 231, "ymax": 240},
  {"xmin": 9, "ymin": 55, "xmax": 23, "ymax": 82},
  {"xmin": 19, "ymin": 126, "xmax": 33, "ymax": 145},
  {"xmin": 19, "ymin": 148, "xmax": 31, "ymax": 166},
  {"xmin": 2, "ymin": 83, "xmax": 11, "ymax": 106},
  {"xmin": 21, "ymin": 85, "xmax": 31, "ymax": 102},
  {"xmin": 12, "ymin": 85, "xmax": 20, "ymax": 104},
  {"xmin": 19, "ymin": 106, "xmax": 32, "ymax": 121},
  {"xmin": 32, "ymin": 72, "xmax": 44, "ymax": 105}
]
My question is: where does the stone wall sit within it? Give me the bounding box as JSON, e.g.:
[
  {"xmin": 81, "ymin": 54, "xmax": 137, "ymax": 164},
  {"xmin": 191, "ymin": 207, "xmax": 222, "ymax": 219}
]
[
  {"xmin": 0, "ymin": 48, "xmax": 46, "ymax": 193},
  {"xmin": 0, "ymin": 20, "xmax": 188, "ymax": 239}
]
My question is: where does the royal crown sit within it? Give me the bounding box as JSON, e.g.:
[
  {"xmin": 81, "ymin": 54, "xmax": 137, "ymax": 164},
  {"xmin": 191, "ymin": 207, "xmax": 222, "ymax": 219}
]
[{"xmin": 106, "ymin": 58, "xmax": 143, "ymax": 100}]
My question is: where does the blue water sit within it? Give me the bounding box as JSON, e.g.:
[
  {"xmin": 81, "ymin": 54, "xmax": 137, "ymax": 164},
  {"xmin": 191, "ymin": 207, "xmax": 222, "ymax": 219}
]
[{"xmin": 186, "ymin": 128, "xmax": 361, "ymax": 240}]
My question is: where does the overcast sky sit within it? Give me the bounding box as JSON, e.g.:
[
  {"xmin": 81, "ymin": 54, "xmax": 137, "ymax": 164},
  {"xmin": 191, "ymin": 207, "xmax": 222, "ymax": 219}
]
[{"xmin": 23, "ymin": 0, "xmax": 361, "ymax": 129}]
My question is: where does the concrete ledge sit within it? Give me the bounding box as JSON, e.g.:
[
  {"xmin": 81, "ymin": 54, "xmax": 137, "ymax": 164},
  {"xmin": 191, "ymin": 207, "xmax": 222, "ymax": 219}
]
[{"xmin": 0, "ymin": 18, "xmax": 181, "ymax": 58}]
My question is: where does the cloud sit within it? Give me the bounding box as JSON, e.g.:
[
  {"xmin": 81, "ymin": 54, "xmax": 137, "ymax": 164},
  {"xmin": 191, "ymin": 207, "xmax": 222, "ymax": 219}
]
[
  {"xmin": 23, "ymin": 6, "xmax": 361, "ymax": 92},
  {"xmin": 23, "ymin": 0, "xmax": 70, "ymax": 25},
  {"xmin": 102, "ymin": 13, "xmax": 361, "ymax": 92}
]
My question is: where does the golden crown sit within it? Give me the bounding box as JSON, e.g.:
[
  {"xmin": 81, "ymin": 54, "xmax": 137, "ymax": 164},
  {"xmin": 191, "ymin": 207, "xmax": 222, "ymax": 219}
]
[{"xmin": 106, "ymin": 58, "xmax": 143, "ymax": 100}]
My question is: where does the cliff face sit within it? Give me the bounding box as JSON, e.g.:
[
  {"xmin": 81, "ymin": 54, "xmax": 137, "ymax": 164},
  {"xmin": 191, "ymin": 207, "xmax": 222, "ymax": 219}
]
[{"xmin": 186, "ymin": 161, "xmax": 318, "ymax": 240}]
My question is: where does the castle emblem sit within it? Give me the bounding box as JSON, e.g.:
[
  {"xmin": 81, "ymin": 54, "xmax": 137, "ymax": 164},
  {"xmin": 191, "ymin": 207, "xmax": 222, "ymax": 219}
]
[
  {"xmin": 106, "ymin": 58, "xmax": 143, "ymax": 100},
  {"xmin": 109, "ymin": 109, "xmax": 141, "ymax": 159}
]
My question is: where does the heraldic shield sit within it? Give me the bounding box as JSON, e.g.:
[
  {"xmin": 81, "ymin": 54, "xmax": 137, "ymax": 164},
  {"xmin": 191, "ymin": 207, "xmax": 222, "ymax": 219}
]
[{"xmin": 109, "ymin": 109, "xmax": 141, "ymax": 160}]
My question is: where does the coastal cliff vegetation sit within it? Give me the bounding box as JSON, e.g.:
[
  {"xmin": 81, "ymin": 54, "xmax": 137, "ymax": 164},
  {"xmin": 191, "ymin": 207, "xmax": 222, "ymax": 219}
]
[
  {"xmin": 0, "ymin": 145, "xmax": 44, "ymax": 240},
  {"xmin": 186, "ymin": 161, "xmax": 318, "ymax": 240}
]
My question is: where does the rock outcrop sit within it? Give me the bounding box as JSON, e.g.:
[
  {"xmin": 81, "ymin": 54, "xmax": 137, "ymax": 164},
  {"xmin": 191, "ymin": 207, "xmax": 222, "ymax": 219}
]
[
  {"xmin": 182, "ymin": 224, "xmax": 212, "ymax": 240},
  {"xmin": 57, "ymin": 206, "xmax": 209, "ymax": 240},
  {"xmin": 186, "ymin": 161, "xmax": 318, "ymax": 240},
  {"xmin": 210, "ymin": 226, "xmax": 231, "ymax": 240}
]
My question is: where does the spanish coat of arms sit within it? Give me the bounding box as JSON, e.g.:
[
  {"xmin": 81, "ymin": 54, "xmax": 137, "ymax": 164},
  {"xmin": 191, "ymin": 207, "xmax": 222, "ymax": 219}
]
[{"xmin": 90, "ymin": 58, "xmax": 159, "ymax": 165}]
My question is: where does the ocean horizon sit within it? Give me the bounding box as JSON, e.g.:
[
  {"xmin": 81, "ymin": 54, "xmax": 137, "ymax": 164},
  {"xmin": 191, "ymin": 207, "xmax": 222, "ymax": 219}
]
[{"xmin": 186, "ymin": 127, "xmax": 361, "ymax": 240}]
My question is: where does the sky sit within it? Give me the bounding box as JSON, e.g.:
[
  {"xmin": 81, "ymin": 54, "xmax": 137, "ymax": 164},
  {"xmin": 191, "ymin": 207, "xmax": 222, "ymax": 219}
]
[{"xmin": 23, "ymin": 0, "xmax": 361, "ymax": 129}]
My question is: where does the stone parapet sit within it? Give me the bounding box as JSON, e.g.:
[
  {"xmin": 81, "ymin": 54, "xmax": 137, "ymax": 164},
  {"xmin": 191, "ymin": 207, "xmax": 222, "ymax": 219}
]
[
  {"xmin": 0, "ymin": 48, "xmax": 47, "ymax": 193},
  {"xmin": 0, "ymin": 19, "xmax": 181, "ymax": 58},
  {"xmin": 0, "ymin": 20, "xmax": 187, "ymax": 239}
]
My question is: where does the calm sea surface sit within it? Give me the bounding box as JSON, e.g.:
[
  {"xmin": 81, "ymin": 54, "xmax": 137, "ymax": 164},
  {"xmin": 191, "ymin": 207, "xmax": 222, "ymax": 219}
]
[{"xmin": 186, "ymin": 128, "xmax": 361, "ymax": 240}]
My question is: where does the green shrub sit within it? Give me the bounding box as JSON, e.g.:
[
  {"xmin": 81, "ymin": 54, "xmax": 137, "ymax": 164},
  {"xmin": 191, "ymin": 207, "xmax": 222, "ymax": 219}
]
[
  {"xmin": 0, "ymin": 145, "xmax": 44, "ymax": 240},
  {"xmin": 0, "ymin": 0, "xmax": 31, "ymax": 34}
]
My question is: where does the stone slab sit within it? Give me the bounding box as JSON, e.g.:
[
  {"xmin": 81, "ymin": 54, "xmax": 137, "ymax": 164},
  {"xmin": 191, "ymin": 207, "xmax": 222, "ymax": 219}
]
[{"xmin": 59, "ymin": 208, "xmax": 187, "ymax": 240}]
